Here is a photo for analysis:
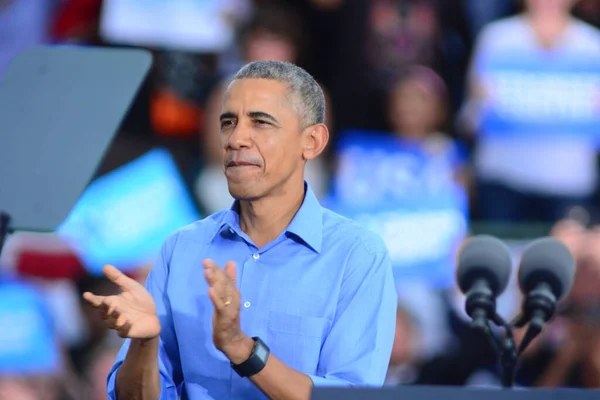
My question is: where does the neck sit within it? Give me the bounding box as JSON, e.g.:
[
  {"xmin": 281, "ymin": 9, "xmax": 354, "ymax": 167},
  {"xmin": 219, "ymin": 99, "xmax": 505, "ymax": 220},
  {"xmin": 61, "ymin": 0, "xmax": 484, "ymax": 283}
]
[
  {"xmin": 398, "ymin": 127, "xmax": 431, "ymax": 141},
  {"xmin": 238, "ymin": 180, "xmax": 306, "ymax": 248},
  {"xmin": 528, "ymin": 12, "xmax": 571, "ymax": 48}
]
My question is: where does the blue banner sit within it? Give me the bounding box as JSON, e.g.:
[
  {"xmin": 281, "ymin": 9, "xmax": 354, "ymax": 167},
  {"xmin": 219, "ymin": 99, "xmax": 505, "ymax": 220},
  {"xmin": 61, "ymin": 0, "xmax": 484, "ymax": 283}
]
[
  {"xmin": 0, "ymin": 279, "xmax": 59, "ymax": 375},
  {"xmin": 476, "ymin": 45, "xmax": 600, "ymax": 144},
  {"xmin": 58, "ymin": 148, "xmax": 201, "ymax": 275},
  {"xmin": 325, "ymin": 130, "xmax": 468, "ymax": 289}
]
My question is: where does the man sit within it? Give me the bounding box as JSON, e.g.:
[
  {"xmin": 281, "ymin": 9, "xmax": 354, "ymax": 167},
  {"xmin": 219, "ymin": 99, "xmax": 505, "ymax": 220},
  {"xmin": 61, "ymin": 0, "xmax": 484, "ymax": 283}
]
[{"xmin": 84, "ymin": 60, "xmax": 397, "ymax": 400}]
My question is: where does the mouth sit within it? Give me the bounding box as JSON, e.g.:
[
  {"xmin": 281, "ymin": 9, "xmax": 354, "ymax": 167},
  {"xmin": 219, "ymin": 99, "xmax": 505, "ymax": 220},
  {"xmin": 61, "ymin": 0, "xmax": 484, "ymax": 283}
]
[{"xmin": 226, "ymin": 161, "xmax": 260, "ymax": 169}]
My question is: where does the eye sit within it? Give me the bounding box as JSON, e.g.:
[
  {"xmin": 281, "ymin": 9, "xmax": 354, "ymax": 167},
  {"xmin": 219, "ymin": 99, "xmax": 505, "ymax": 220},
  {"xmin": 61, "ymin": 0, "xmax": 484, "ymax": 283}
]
[
  {"xmin": 220, "ymin": 120, "xmax": 234, "ymax": 129},
  {"xmin": 254, "ymin": 119, "xmax": 270, "ymax": 126}
]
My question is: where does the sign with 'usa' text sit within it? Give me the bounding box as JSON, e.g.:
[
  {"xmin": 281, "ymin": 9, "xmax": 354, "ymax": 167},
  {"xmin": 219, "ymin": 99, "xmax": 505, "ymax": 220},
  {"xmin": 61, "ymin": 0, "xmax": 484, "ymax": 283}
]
[{"xmin": 324, "ymin": 130, "xmax": 468, "ymax": 289}]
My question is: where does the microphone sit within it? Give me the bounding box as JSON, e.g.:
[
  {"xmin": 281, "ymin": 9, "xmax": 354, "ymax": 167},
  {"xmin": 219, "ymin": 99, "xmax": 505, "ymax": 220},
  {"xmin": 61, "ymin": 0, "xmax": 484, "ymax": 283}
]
[
  {"xmin": 516, "ymin": 237, "xmax": 575, "ymax": 333},
  {"xmin": 456, "ymin": 235, "xmax": 513, "ymax": 330}
]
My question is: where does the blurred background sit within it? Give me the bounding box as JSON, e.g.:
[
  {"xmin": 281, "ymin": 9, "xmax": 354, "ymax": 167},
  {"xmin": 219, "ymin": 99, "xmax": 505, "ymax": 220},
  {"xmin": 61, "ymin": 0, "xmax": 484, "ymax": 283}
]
[{"xmin": 2, "ymin": 0, "xmax": 600, "ymax": 398}]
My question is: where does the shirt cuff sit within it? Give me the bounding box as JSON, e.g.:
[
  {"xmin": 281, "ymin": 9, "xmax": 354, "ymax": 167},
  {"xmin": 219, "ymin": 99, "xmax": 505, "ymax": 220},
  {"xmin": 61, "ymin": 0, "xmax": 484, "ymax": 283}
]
[
  {"xmin": 106, "ymin": 365, "xmax": 120, "ymax": 400},
  {"xmin": 308, "ymin": 374, "xmax": 353, "ymax": 388}
]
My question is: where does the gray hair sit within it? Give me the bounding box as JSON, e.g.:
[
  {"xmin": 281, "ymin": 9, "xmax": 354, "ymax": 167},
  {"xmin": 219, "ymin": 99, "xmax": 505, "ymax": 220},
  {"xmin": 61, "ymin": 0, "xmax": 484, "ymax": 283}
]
[{"xmin": 231, "ymin": 60, "xmax": 326, "ymax": 128}]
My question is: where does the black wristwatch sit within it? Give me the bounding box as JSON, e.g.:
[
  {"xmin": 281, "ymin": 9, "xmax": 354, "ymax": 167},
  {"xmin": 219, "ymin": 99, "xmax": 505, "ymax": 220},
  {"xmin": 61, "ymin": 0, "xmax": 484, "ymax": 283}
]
[{"xmin": 231, "ymin": 337, "xmax": 270, "ymax": 378}]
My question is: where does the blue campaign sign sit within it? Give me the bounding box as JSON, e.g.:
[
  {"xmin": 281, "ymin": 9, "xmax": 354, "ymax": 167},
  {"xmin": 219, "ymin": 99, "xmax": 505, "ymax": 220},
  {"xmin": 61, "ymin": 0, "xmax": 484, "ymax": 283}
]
[
  {"xmin": 0, "ymin": 279, "xmax": 59, "ymax": 375},
  {"xmin": 58, "ymin": 148, "xmax": 201, "ymax": 275},
  {"xmin": 325, "ymin": 130, "xmax": 468, "ymax": 288},
  {"xmin": 476, "ymin": 43, "xmax": 600, "ymax": 144}
]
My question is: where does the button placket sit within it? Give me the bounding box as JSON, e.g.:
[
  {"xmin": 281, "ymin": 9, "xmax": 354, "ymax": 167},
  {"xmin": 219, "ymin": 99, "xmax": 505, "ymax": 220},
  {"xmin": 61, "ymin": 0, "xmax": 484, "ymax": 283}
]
[{"xmin": 241, "ymin": 256, "xmax": 255, "ymax": 312}]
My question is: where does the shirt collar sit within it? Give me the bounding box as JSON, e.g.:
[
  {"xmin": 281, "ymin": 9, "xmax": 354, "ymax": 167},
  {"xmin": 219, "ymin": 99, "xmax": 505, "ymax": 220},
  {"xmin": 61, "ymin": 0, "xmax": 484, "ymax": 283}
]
[
  {"xmin": 285, "ymin": 182, "xmax": 323, "ymax": 253},
  {"xmin": 212, "ymin": 182, "xmax": 323, "ymax": 253}
]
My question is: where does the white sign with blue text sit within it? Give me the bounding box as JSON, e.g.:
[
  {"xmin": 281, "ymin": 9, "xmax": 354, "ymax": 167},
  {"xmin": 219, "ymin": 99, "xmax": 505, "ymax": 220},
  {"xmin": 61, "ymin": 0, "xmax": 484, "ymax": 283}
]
[{"xmin": 325, "ymin": 130, "xmax": 468, "ymax": 289}]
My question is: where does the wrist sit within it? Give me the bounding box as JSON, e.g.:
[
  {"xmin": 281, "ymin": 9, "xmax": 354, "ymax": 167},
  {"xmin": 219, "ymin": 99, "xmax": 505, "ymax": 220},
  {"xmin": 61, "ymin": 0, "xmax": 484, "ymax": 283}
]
[
  {"xmin": 138, "ymin": 335, "xmax": 160, "ymax": 346},
  {"xmin": 222, "ymin": 333, "xmax": 255, "ymax": 365}
]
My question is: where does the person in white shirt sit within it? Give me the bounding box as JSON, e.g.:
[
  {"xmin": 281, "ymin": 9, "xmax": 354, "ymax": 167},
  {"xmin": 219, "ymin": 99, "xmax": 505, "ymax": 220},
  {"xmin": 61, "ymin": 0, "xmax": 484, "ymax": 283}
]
[{"xmin": 462, "ymin": 0, "xmax": 600, "ymax": 222}]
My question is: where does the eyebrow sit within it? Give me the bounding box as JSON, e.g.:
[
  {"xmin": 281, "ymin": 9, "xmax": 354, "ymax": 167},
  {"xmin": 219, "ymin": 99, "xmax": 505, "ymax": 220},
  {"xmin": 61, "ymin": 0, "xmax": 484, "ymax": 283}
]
[
  {"xmin": 247, "ymin": 111, "xmax": 279, "ymax": 124},
  {"xmin": 219, "ymin": 112, "xmax": 237, "ymax": 121},
  {"xmin": 219, "ymin": 111, "xmax": 280, "ymax": 125}
]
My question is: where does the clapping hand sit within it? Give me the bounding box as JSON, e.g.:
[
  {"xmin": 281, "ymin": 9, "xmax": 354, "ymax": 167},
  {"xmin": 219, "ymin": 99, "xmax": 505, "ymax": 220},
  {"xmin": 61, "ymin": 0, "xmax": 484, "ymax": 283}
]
[
  {"xmin": 83, "ymin": 265, "xmax": 161, "ymax": 339},
  {"xmin": 202, "ymin": 259, "xmax": 253, "ymax": 363}
]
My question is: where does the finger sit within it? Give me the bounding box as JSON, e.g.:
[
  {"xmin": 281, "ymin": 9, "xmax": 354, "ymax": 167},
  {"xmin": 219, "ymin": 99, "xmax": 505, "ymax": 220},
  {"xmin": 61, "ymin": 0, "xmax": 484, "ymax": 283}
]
[
  {"xmin": 208, "ymin": 286, "xmax": 240, "ymax": 314},
  {"xmin": 83, "ymin": 292, "xmax": 105, "ymax": 308},
  {"xmin": 202, "ymin": 259, "xmax": 217, "ymax": 286},
  {"xmin": 104, "ymin": 308, "xmax": 124, "ymax": 330},
  {"xmin": 110, "ymin": 314, "xmax": 127, "ymax": 330},
  {"xmin": 203, "ymin": 259, "xmax": 226, "ymax": 286},
  {"xmin": 100, "ymin": 297, "xmax": 118, "ymax": 315},
  {"xmin": 103, "ymin": 264, "xmax": 137, "ymax": 291},
  {"xmin": 106, "ymin": 315, "xmax": 119, "ymax": 329},
  {"xmin": 117, "ymin": 322, "xmax": 132, "ymax": 338},
  {"xmin": 202, "ymin": 259, "xmax": 219, "ymax": 271},
  {"xmin": 99, "ymin": 302, "xmax": 112, "ymax": 320},
  {"xmin": 224, "ymin": 261, "xmax": 237, "ymax": 283},
  {"xmin": 208, "ymin": 286, "xmax": 228, "ymax": 310},
  {"xmin": 204, "ymin": 267, "xmax": 217, "ymax": 287}
]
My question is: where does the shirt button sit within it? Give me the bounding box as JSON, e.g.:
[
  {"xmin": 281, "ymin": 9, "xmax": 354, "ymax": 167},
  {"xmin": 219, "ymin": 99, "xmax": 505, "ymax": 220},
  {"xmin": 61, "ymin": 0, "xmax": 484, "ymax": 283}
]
[
  {"xmin": 229, "ymin": 228, "xmax": 234, "ymax": 234},
  {"xmin": 244, "ymin": 301, "xmax": 251, "ymax": 309},
  {"xmin": 252, "ymin": 253, "xmax": 260, "ymax": 260}
]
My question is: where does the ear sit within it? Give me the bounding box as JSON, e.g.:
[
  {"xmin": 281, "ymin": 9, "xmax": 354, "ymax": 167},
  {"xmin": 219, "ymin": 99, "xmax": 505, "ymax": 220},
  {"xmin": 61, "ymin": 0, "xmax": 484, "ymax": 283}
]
[{"xmin": 301, "ymin": 124, "xmax": 329, "ymax": 161}]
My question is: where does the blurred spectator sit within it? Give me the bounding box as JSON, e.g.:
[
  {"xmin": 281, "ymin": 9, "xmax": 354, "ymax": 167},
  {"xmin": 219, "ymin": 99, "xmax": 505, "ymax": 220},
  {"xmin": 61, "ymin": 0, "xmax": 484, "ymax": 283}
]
[
  {"xmin": 83, "ymin": 342, "xmax": 121, "ymax": 400},
  {"xmin": 388, "ymin": 65, "xmax": 469, "ymax": 189},
  {"xmin": 463, "ymin": 0, "xmax": 600, "ymax": 222},
  {"xmin": 355, "ymin": 0, "xmax": 472, "ymax": 126},
  {"xmin": 366, "ymin": 0, "xmax": 441, "ymax": 89},
  {"xmin": 385, "ymin": 304, "xmax": 422, "ymax": 386},
  {"xmin": 324, "ymin": 67, "xmax": 467, "ymax": 366},
  {"xmin": 68, "ymin": 275, "xmax": 121, "ymax": 378},
  {"xmin": 511, "ymin": 222, "xmax": 600, "ymax": 388},
  {"xmin": 195, "ymin": 3, "xmax": 330, "ymax": 213}
]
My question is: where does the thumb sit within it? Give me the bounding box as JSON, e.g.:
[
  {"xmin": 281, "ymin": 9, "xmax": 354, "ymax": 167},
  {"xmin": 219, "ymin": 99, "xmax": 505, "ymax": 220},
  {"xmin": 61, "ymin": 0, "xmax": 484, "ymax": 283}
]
[
  {"xmin": 224, "ymin": 261, "xmax": 237, "ymax": 282},
  {"xmin": 103, "ymin": 264, "xmax": 136, "ymax": 291}
]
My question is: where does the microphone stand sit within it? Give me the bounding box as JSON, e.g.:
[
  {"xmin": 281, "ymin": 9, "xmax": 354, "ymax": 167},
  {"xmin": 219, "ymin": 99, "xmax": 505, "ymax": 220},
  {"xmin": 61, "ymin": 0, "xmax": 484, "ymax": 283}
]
[
  {"xmin": 473, "ymin": 310, "xmax": 549, "ymax": 388},
  {"xmin": 474, "ymin": 313, "xmax": 518, "ymax": 388}
]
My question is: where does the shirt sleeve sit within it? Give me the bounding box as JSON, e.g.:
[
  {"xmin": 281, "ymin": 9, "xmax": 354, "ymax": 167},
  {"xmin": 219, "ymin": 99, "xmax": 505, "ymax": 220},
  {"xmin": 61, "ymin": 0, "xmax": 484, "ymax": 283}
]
[
  {"xmin": 106, "ymin": 233, "xmax": 183, "ymax": 399},
  {"xmin": 308, "ymin": 236, "xmax": 397, "ymax": 387}
]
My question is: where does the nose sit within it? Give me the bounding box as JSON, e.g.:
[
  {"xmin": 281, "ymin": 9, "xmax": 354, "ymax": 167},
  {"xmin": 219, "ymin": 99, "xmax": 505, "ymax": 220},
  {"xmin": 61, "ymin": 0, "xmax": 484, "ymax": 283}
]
[{"xmin": 226, "ymin": 122, "xmax": 252, "ymax": 150}]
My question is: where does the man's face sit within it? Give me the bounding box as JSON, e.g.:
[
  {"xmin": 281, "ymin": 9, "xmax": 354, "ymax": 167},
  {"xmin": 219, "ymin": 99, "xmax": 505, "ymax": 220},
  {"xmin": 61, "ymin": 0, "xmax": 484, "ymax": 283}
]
[
  {"xmin": 245, "ymin": 31, "xmax": 298, "ymax": 64},
  {"xmin": 526, "ymin": 0, "xmax": 577, "ymax": 15},
  {"xmin": 219, "ymin": 78, "xmax": 306, "ymax": 200}
]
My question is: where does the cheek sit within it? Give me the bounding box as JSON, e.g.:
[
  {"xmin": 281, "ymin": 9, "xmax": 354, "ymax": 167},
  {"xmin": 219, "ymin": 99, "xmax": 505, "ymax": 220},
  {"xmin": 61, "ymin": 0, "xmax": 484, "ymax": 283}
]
[{"xmin": 260, "ymin": 138, "xmax": 301, "ymax": 175}]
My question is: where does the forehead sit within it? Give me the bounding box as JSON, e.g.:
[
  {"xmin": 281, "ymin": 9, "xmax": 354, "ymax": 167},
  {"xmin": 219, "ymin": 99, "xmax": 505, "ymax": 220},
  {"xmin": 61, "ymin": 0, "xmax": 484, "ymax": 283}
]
[{"xmin": 223, "ymin": 78, "xmax": 292, "ymax": 113}]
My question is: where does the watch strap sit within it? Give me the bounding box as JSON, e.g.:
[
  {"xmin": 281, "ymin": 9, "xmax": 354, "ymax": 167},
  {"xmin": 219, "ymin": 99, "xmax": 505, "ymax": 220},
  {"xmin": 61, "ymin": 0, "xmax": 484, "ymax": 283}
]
[{"xmin": 231, "ymin": 337, "xmax": 270, "ymax": 378}]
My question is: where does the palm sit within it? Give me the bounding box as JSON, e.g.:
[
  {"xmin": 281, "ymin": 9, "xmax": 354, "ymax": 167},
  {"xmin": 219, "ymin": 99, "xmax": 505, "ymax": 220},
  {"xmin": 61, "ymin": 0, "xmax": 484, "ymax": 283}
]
[
  {"xmin": 113, "ymin": 285, "xmax": 160, "ymax": 338},
  {"xmin": 83, "ymin": 265, "xmax": 161, "ymax": 339}
]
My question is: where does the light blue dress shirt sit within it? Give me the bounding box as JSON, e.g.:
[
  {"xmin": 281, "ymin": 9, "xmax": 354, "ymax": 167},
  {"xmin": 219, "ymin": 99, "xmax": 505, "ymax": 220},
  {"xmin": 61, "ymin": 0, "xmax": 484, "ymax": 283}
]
[{"xmin": 107, "ymin": 184, "xmax": 397, "ymax": 399}]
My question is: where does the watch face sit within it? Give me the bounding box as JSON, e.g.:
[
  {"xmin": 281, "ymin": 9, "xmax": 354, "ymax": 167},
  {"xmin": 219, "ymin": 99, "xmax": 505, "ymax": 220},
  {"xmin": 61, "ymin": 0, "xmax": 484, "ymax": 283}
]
[{"xmin": 255, "ymin": 342, "xmax": 269, "ymax": 361}]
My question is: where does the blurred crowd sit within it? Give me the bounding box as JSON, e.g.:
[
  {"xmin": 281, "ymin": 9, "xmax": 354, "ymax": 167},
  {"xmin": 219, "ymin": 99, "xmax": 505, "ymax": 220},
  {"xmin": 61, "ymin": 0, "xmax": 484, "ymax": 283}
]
[{"xmin": 2, "ymin": 0, "xmax": 600, "ymax": 398}]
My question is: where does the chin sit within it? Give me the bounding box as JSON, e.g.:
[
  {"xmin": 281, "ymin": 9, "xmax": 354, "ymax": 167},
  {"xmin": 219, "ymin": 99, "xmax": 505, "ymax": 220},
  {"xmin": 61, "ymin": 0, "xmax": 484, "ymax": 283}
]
[{"xmin": 227, "ymin": 182, "xmax": 263, "ymax": 201}]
